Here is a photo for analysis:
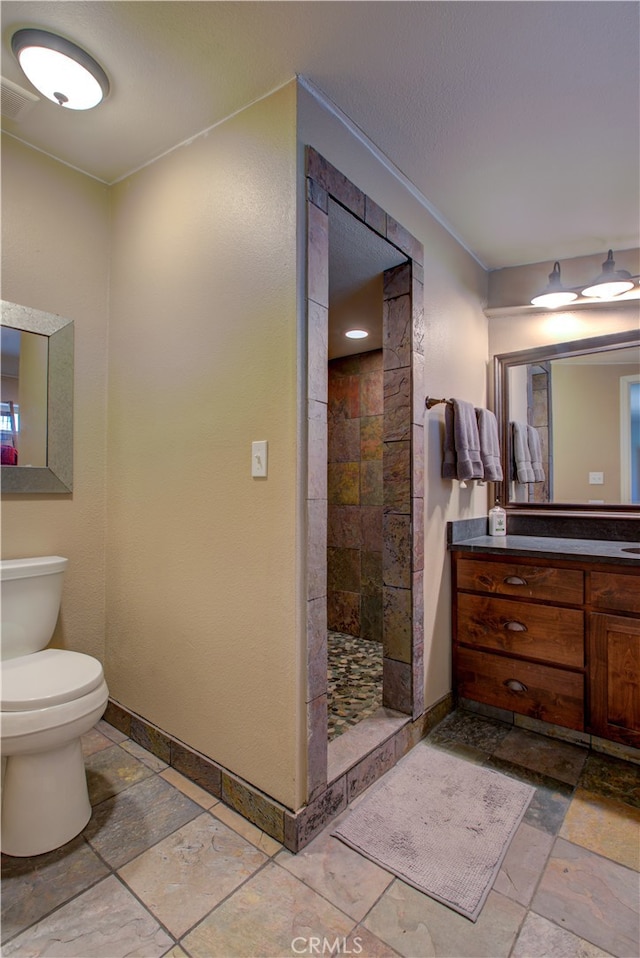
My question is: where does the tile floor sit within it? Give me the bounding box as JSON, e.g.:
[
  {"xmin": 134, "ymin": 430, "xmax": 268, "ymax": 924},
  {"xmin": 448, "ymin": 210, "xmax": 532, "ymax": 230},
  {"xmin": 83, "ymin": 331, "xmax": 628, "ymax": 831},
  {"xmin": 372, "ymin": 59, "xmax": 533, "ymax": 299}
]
[
  {"xmin": 328, "ymin": 631, "xmax": 383, "ymax": 741},
  {"xmin": 2, "ymin": 709, "xmax": 639, "ymax": 957}
]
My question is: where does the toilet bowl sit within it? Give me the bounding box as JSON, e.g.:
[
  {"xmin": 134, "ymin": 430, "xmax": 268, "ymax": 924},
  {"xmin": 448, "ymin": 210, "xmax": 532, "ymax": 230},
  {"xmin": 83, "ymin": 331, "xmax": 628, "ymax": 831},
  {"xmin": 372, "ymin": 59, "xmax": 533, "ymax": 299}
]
[{"xmin": 1, "ymin": 556, "xmax": 109, "ymax": 857}]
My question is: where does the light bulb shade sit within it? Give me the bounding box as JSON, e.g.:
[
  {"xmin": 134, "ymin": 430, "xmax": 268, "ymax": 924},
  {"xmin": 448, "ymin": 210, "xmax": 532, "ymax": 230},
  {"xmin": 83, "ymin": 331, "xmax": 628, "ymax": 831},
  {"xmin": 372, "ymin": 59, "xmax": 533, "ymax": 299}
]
[
  {"xmin": 11, "ymin": 29, "xmax": 109, "ymax": 110},
  {"xmin": 345, "ymin": 329, "xmax": 369, "ymax": 339},
  {"xmin": 531, "ymin": 261, "xmax": 578, "ymax": 308},
  {"xmin": 581, "ymin": 250, "xmax": 634, "ymax": 299}
]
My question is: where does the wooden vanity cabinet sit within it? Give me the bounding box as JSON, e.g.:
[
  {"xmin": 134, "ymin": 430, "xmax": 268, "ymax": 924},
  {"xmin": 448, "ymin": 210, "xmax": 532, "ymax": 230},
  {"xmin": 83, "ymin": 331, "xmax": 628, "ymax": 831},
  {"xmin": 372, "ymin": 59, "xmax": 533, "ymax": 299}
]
[{"xmin": 452, "ymin": 552, "xmax": 640, "ymax": 748}]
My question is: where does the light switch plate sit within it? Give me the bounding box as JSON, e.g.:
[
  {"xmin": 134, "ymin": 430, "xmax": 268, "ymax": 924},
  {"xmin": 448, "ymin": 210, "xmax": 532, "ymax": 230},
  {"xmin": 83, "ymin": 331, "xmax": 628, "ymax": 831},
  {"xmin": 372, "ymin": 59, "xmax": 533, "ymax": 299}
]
[{"xmin": 252, "ymin": 440, "xmax": 268, "ymax": 478}]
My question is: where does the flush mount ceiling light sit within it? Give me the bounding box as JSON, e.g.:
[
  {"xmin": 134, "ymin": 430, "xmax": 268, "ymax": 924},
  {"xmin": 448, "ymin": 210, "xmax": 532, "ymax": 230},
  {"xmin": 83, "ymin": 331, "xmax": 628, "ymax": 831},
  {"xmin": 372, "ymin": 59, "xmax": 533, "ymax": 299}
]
[
  {"xmin": 345, "ymin": 329, "xmax": 369, "ymax": 340},
  {"xmin": 531, "ymin": 251, "xmax": 639, "ymax": 309},
  {"xmin": 11, "ymin": 28, "xmax": 109, "ymax": 110},
  {"xmin": 581, "ymin": 250, "xmax": 635, "ymax": 299},
  {"xmin": 530, "ymin": 262, "xmax": 578, "ymax": 309}
]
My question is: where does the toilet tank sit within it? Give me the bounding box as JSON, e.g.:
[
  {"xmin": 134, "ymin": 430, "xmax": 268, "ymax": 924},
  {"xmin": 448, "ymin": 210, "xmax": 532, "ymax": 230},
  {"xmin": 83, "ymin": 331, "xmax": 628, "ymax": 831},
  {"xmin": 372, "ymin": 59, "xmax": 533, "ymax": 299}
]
[{"xmin": 1, "ymin": 556, "xmax": 68, "ymax": 660}]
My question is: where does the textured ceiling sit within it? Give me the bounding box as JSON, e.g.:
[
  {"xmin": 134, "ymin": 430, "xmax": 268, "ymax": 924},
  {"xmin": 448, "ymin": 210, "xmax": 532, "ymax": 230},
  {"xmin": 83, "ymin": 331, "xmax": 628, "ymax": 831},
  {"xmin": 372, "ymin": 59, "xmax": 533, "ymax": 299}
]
[{"xmin": 1, "ymin": 1, "xmax": 639, "ymax": 270}]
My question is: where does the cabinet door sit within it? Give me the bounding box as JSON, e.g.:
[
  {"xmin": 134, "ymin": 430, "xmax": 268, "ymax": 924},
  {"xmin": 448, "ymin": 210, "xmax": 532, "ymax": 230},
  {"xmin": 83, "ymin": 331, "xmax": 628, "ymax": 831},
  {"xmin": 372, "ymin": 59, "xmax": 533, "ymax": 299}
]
[{"xmin": 589, "ymin": 613, "xmax": 640, "ymax": 748}]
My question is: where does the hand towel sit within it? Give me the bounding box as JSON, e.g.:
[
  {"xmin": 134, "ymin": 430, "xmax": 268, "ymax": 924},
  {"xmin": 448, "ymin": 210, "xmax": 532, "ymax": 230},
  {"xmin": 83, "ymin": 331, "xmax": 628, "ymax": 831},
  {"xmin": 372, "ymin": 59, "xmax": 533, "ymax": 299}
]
[
  {"xmin": 442, "ymin": 403, "xmax": 458, "ymax": 480},
  {"xmin": 452, "ymin": 399, "xmax": 484, "ymax": 481},
  {"xmin": 475, "ymin": 407, "xmax": 503, "ymax": 482},
  {"xmin": 527, "ymin": 425, "xmax": 545, "ymax": 482},
  {"xmin": 512, "ymin": 421, "xmax": 534, "ymax": 483}
]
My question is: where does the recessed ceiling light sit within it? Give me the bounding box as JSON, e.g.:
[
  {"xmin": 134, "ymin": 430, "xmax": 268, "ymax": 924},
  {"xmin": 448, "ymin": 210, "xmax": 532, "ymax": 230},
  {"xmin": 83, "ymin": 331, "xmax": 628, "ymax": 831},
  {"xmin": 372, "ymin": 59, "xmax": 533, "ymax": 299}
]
[{"xmin": 345, "ymin": 329, "xmax": 369, "ymax": 339}]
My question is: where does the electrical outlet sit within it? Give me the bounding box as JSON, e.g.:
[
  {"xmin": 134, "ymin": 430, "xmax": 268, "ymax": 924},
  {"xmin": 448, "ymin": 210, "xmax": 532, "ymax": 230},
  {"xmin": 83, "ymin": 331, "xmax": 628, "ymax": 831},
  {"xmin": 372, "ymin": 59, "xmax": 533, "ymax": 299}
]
[{"xmin": 589, "ymin": 471, "xmax": 604, "ymax": 485}]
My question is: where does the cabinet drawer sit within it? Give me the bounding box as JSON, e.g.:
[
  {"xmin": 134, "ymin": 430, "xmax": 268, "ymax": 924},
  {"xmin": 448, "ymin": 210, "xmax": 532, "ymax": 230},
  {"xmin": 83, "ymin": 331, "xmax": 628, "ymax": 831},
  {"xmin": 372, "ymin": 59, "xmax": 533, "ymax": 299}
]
[
  {"xmin": 456, "ymin": 646, "xmax": 584, "ymax": 731},
  {"xmin": 456, "ymin": 558, "xmax": 584, "ymax": 604},
  {"xmin": 457, "ymin": 594, "xmax": 584, "ymax": 668},
  {"xmin": 590, "ymin": 571, "xmax": 640, "ymax": 614}
]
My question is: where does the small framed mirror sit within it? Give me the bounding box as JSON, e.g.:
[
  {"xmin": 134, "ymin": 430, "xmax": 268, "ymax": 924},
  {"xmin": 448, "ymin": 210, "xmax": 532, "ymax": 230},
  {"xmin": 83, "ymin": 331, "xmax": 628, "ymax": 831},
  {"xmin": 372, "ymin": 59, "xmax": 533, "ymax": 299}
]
[
  {"xmin": 494, "ymin": 328, "xmax": 640, "ymax": 512},
  {"xmin": 1, "ymin": 300, "xmax": 74, "ymax": 494}
]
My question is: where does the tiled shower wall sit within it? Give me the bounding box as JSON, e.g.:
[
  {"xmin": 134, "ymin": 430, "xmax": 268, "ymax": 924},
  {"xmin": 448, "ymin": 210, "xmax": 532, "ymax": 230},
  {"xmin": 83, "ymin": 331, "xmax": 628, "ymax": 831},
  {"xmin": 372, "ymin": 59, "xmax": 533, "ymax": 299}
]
[{"xmin": 327, "ymin": 350, "xmax": 383, "ymax": 641}]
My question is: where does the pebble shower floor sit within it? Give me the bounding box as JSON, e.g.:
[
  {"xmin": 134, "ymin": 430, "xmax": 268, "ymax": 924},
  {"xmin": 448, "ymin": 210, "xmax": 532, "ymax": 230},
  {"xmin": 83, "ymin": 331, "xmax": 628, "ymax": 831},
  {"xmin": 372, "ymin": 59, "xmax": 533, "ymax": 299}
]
[{"xmin": 327, "ymin": 630, "xmax": 383, "ymax": 740}]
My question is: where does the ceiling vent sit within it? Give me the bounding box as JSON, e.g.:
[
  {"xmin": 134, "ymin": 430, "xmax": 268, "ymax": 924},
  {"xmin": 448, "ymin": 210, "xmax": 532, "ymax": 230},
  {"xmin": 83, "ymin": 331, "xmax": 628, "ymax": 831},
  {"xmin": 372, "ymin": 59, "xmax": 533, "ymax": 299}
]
[{"xmin": 1, "ymin": 77, "xmax": 39, "ymax": 121}]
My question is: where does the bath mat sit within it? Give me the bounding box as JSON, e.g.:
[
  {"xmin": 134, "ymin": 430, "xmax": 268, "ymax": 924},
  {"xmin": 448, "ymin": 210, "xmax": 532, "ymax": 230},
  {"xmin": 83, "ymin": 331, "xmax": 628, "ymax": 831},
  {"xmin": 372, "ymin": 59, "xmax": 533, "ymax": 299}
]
[{"xmin": 333, "ymin": 744, "xmax": 534, "ymax": 921}]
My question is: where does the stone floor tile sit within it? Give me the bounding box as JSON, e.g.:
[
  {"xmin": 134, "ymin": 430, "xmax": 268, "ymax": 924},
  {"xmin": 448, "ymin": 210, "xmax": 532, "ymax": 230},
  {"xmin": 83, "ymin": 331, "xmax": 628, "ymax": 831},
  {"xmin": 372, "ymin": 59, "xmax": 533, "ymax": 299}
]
[
  {"xmin": 95, "ymin": 719, "xmax": 129, "ymax": 743},
  {"xmin": 162, "ymin": 948, "xmax": 190, "ymax": 958},
  {"xmin": 485, "ymin": 756, "xmax": 573, "ymax": 835},
  {"xmin": 181, "ymin": 861, "xmax": 355, "ymax": 958},
  {"xmin": 493, "ymin": 822, "xmax": 554, "ymax": 906},
  {"xmin": 493, "ymin": 727, "xmax": 589, "ymax": 785},
  {"xmin": 85, "ymin": 742, "xmax": 155, "ymax": 806},
  {"xmin": 211, "ymin": 803, "xmax": 282, "ymax": 855},
  {"xmin": 511, "ymin": 912, "xmax": 614, "ymax": 957},
  {"xmin": 119, "ymin": 813, "xmax": 267, "ymax": 938},
  {"xmin": 428, "ymin": 709, "xmax": 512, "ymax": 754},
  {"xmin": 578, "ymin": 753, "xmax": 640, "ymax": 809},
  {"xmin": 120, "ymin": 739, "xmax": 169, "ymax": 771},
  {"xmin": 344, "ymin": 926, "xmax": 403, "ymax": 956},
  {"xmin": 362, "ymin": 880, "xmax": 525, "ymax": 957},
  {"xmin": 0, "ymin": 835, "xmax": 109, "ymax": 943},
  {"xmin": 560, "ymin": 788, "xmax": 640, "ymax": 871},
  {"xmin": 83, "ymin": 774, "xmax": 201, "ymax": 869},
  {"xmin": 160, "ymin": 767, "xmax": 220, "ymax": 809},
  {"xmin": 81, "ymin": 726, "xmax": 114, "ymax": 758},
  {"xmin": 1, "ymin": 874, "xmax": 173, "ymax": 957},
  {"xmin": 532, "ymin": 837, "xmax": 640, "ymax": 957},
  {"xmin": 276, "ymin": 827, "xmax": 393, "ymax": 921},
  {"xmin": 328, "ymin": 631, "xmax": 383, "ymax": 741}
]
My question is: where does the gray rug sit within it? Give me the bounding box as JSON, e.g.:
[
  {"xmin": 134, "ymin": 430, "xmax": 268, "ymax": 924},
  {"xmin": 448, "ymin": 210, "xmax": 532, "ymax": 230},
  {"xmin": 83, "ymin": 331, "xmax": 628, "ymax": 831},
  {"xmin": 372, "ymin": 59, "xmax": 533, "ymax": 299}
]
[{"xmin": 333, "ymin": 744, "xmax": 535, "ymax": 922}]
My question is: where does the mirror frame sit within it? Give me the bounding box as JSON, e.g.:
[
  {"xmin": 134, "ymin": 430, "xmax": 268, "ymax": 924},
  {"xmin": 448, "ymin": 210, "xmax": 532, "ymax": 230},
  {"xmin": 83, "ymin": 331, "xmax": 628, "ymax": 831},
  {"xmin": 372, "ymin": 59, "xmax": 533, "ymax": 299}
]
[
  {"xmin": 494, "ymin": 328, "xmax": 640, "ymax": 514},
  {"xmin": 1, "ymin": 300, "xmax": 74, "ymax": 494}
]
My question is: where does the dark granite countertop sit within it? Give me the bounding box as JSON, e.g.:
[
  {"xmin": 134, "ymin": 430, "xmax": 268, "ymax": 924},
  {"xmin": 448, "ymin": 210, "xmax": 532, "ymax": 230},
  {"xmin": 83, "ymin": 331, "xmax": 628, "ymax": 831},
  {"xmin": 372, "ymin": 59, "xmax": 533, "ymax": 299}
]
[{"xmin": 449, "ymin": 535, "xmax": 640, "ymax": 567}]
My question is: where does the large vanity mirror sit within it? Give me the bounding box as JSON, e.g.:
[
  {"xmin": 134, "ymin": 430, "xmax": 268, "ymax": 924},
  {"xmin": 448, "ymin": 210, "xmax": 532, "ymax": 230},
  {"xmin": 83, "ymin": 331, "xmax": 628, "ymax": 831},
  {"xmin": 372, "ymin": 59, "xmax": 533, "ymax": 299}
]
[
  {"xmin": 1, "ymin": 300, "xmax": 73, "ymax": 494},
  {"xmin": 494, "ymin": 329, "xmax": 640, "ymax": 511}
]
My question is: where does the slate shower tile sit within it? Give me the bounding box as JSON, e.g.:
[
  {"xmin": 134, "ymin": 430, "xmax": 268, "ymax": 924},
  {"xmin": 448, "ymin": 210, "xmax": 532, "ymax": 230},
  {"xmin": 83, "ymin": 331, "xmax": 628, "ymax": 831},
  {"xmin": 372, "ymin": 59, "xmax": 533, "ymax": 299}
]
[
  {"xmin": 328, "ymin": 375, "xmax": 360, "ymax": 420},
  {"xmin": 360, "ymin": 415, "xmax": 383, "ymax": 460},
  {"xmin": 383, "ymin": 367, "xmax": 411, "ymax": 442},
  {"xmin": 383, "ymin": 441, "xmax": 411, "ymax": 513},
  {"xmin": 383, "ymin": 514, "xmax": 411, "ymax": 589},
  {"xmin": 327, "ymin": 590, "xmax": 360, "ymax": 637},
  {"xmin": 383, "ymin": 294, "xmax": 411, "ymax": 369},
  {"xmin": 361, "ymin": 550, "xmax": 382, "ymax": 596},
  {"xmin": 329, "ymin": 416, "xmax": 360, "ymax": 462},
  {"xmin": 327, "ymin": 504, "xmax": 361, "ymax": 548},
  {"xmin": 382, "ymin": 657, "xmax": 411, "ymax": 712},
  {"xmin": 360, "ymin": 369, "xmax": 384, "ymax": 416},
  {"xmin": 361, "ymin": 594, "xmax": 383, "ymax": 642},
  {"xmin": 328, "ymin": 461, "xmax": 360, "ymax": 505},
  {"xmin": 382, "ymin": 586, "xmax": 412, "ymax": 661},
  {"xmin": 383, "ymin": 261, "xmax": 411, "ymax": 299},
  {"xmin": 361, "ymin": 506, "xmax": 383, "ymax": 551},
  {"xmin": 83, "ymin": 774, "xmax": 201, "ymax": 869},
  {"xmin": 307, "ymin": 200, "xmax": 328, "ymax": 308},
  {"xmin": 360, "ymin": 460, "xmax": 383, "ymax": 506},
  {"xmin": 328, "ymin": 546, "xmax": 361, "ymax": 594}
]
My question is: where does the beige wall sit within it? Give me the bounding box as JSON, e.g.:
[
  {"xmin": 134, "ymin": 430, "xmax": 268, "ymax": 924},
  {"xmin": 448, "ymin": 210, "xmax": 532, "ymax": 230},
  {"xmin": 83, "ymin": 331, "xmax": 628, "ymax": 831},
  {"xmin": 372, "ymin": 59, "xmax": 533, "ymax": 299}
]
[
  {"xmin": 552, "ymin": 362, "xmax": 638, "ymax": 503},
  {"xmin": 106, "ymin": 83, "xmax": 301, "ymax": 808},
  {"xmin": 298, "ymin": 85, "xmax": 489, "ymax": 711},
  {"xmin": 1, "ymin": 137, "xmax": 110, "ymax": 662}
]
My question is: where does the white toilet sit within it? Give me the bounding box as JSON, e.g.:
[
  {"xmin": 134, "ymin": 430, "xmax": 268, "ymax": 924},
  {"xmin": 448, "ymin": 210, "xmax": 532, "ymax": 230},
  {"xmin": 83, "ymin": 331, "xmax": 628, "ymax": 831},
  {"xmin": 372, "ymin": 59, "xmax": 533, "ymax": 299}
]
[{"xmin": 1, "ymin": 556, "xmax": 109, "ymax": 857}]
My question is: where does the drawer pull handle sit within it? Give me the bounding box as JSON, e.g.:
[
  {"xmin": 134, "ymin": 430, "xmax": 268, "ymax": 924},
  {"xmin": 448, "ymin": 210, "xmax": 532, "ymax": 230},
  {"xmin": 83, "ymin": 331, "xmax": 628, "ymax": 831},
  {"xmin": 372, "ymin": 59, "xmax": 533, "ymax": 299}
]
[
  {"xmin": 504, "ymin": 575, "xmax": 527, "ymax": 586},
  {"xmin": 504, "ymin": 620, "xmax": 527, "ymax": 632},
  {"xmin": 504, "ymin": 679, "xmax": 528, "ymax": 692}
]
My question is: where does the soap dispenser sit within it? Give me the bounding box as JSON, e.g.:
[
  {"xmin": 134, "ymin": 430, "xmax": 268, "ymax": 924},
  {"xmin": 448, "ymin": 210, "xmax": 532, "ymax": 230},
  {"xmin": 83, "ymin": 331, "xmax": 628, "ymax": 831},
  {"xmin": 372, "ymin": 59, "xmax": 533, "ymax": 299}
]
[{"xmin": 489, "ymin": 498, "xmax": 507, "ymax": 537}]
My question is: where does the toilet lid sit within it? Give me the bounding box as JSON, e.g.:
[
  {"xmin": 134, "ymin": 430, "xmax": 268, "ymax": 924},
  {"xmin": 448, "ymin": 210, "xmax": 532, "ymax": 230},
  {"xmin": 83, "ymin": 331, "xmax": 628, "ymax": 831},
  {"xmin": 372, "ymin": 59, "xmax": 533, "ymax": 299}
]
[{"xmin": 1, "ymin": 649, "xmax": 104, "ymax": 711}]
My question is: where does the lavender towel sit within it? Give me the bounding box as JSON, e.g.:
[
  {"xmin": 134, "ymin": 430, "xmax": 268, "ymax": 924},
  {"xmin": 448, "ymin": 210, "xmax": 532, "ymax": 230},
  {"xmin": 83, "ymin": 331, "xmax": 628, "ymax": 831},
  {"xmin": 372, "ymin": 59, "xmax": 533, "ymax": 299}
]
[
  {"xmin": 442, "ymin": 399, "xmax": 484, "ymax": 481},
  {"xmin": 527, "ymin": 426, "xmax": 545, "ymax": 482},
  {"xmin": 512, "ymin": 421, "xmax": 534, "ymax": 483},
  {"xmin": 475, "ymin": 408, "xmax": 503, "ymax": 482}
]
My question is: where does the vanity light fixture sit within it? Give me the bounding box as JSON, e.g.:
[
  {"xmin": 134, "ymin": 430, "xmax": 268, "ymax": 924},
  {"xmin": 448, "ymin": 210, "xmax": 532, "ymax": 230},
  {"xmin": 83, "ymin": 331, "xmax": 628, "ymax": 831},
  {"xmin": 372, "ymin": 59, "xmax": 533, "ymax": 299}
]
[
  {"xmin": 345, "ymin": 329, "xmax": 369, "ymax": 339},
  {"xmin": 11, "ymin": 28, "xmax": 110, "ymax": 110},
  {"xmin": 581, "ymin": 250, "xmax": 635, "ymax": 299},
  {"xmin": 530, "ymin": 262, "xmax": 578, "ymax": 309},
  {"xmin": 531, "ymin": 251, "xmax": 639, "ymax": 309}
]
